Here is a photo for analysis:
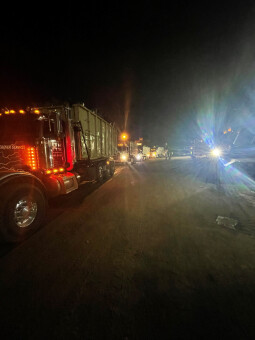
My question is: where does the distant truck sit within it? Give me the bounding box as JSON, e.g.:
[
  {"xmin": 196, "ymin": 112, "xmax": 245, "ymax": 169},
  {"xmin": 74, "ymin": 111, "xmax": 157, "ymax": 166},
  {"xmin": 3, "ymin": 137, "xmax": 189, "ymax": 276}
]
[
  {"xmin": 150, "ymin": 147, "xmax": 157, "ymax": 158},
  {"xmin": 116, "ymin": 142, "xmax": 129, "ymax": 163},
  {"xmin": 143, "ymin": 146, "xmax": 150, "ymax": 159},
  {"xmin": 156, "ymin": 147, "xmax": 165, "ymax": 158},
  {"xmin": 0, "ymin": 104, "xmax": 118, "ymax": 242}
]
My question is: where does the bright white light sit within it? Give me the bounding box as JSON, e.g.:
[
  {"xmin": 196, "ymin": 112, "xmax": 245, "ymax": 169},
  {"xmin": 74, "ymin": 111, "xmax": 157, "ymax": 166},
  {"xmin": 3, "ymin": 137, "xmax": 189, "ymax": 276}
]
[
  {"xmin": 136, "ymin": 154, "xmax": 141, "ymax": 160},
  {"xmin": 211, "ymin": 148, "xmax": 221, "ymax": 157},
  {"xmin": 121, "ymin": 154, "xmax": 127, "ymax": 161}
]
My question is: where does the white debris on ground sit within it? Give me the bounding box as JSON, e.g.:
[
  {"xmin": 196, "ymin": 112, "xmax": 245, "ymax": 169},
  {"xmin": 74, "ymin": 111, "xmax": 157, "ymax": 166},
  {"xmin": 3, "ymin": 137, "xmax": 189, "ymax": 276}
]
[{"xmin": 216, "ymin": 216, "xmax": 238, "ymax": 230}]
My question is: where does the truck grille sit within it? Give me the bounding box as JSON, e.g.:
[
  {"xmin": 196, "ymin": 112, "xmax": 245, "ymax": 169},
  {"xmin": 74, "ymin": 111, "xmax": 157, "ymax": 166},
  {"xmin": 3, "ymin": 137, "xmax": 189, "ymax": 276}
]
[{"xmin": 52, "ymin": 142, "xmax": 65, "ymax": 168}]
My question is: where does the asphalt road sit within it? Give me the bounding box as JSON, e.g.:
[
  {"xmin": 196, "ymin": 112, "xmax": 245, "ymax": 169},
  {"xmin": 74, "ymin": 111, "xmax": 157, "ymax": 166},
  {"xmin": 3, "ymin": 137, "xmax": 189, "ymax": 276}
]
[{"xmin": 0, "ymin": 158, "xmax": 255, "ymax": 339}]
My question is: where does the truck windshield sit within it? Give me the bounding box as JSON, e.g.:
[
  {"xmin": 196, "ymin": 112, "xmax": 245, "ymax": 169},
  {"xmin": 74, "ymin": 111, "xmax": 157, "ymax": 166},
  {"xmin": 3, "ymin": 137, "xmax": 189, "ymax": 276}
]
[{"xmin": 0, "ymin": 116, "xmax": 41, "ymax": 143}]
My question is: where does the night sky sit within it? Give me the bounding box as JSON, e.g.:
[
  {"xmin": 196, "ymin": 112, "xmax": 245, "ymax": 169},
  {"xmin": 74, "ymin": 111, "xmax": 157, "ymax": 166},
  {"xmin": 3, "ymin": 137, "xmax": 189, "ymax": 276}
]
[{"xmin": 1, "ymin": 3, "xmax": 255, "ymax": 145}]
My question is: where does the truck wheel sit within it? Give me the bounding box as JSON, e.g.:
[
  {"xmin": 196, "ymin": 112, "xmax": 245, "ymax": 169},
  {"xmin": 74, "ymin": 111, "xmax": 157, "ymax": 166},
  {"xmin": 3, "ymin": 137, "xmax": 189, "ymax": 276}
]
[
  {"xmin": 104, "ymin": 164, "xmax": 111, "ymax": 179},
  {"xmin": 97, "ymin": 164, "xmax": 104, "ymax": 183},
  {"xmin": 0, "ymin": 183, "xmax": 46, "ymax": 243},
  {"xmin": 110, "ymin": 162, "xmax": 115, "ymax": 176}
]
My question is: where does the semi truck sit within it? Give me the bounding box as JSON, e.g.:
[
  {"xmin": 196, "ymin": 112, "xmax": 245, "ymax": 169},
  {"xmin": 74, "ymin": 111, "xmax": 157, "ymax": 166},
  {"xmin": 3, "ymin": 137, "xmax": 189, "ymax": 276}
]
[
  {"xmin": 156, "ymin": 147, "xmax": 165, "ymax": 158},
  {"xmin": 150, "ymin": 147, "xmax": 157, "ymax": 158},
  {"xmin": 130, "ymin": 141, "xmax": 143, "ymax": 162},
  {"xmin": 143, "ymin": 146, "xmax": 150, "ymax": 160},
  {"xmin": 0, "ymin": 104, "xmax": 118, "ymax": 242},
  {"xmin": 117, "ymin": 141, "xmax": 129, "ymax": 163}
]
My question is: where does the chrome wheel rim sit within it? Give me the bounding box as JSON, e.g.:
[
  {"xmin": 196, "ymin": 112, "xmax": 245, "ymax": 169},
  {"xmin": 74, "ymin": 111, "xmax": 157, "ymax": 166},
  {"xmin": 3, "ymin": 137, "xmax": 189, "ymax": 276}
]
[{"xmin": 13, "ymin": 196, "xmax": 38, "ymax": 228}]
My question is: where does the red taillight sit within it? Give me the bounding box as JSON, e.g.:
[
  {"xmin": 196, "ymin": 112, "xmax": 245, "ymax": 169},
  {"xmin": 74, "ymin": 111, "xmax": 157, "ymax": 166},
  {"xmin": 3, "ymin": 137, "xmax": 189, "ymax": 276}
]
[{"xmin": 27, "ymin": 147, "xmax": 39, "ymax": 170}]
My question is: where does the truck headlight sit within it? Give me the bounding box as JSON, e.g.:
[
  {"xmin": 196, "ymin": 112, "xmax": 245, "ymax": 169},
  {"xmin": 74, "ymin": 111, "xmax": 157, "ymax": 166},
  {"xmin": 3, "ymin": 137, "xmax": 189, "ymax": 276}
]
[
  {"xmin": 136, "ymin": 154, "xmax": 141, "ymax": 160},
  {"xmin": 211, "ymin": 148, "xmax": 221, "ymax": 157},
  {"xmin": 121, "ymin": 154, "xmax": 127, "ymax": 161}
]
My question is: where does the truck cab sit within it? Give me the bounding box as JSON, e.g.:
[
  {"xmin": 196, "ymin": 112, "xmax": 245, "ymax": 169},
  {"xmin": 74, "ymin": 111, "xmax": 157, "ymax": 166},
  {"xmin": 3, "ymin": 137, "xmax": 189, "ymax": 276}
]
[{"xmin": 0, "ymin": 105, "xmax": 117, "ymax": 242}]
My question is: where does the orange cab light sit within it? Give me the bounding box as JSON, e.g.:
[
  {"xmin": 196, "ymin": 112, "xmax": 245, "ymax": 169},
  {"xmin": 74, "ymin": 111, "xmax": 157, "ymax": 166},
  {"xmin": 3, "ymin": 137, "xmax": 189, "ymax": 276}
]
[
  {"xmin": 46, "ymin": 170, "xmax": 52, "ymax": 174},
  {"xmin": 53, "ymin": 168, "xmax": 58, "ymax": 173},
  {"xmin": 34, "ymin": 109, "xmax": 40, "ymax": 114},
  {"xmin": 19, "ymin": 110, "xmax": 25, "ymax": 114},
  {"xmin": 10, "ymin": 110, "xmax": 16, "ymax": 114},
  {"xmin": 4, "ymin": 111, "xmax": 9, "ymax": 114},
  {"xmin": 59, "ymin": 167, "xmax": 65, "ymax": 172},
  {"xmin": 26, "ymin": 146, "xmax": 39, "ymax": 171}
]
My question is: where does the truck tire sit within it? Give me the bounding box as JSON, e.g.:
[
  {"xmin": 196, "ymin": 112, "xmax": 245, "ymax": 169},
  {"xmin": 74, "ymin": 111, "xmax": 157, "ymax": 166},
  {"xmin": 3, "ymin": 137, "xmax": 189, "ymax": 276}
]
[
  {"xmin": 0, "ymin": 183, "xmax": 46, "ymax": 243},
  {"xmin": 96, "ymin": 164, "xmax": 104, "ymax": 183},
  {"xmin": 104, "ymin": 164, "xmax": 111, "ymax": 180},
  {"xmin": 110, "ymin": 162, "xmax": 115, "ymax": 176}
]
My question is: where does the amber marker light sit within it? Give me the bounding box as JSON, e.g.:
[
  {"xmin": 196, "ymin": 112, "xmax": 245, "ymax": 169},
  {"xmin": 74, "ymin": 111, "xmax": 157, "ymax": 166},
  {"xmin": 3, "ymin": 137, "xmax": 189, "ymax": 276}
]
[
  {"xmin": 19, "ymin": 110, "xmax": 25, "ymax": 114},
  {"xmin": 27, "ymin": 147, "xmax": 39, "ymax": 170},
  {"xmin": 34, "ymin": 109, "xmax": 40, "ymax": 114},
  {"xmin": 46, "ymin": 170, "xmax": 52, "ymax": 175},
  {"xmin": 53, "ymin": 168, "xmax": 58, "ymax": 173},
  {"xmin": 10, "ymin": 110, "xmax": 16, "ymax": 114},
  {"xmin": 59, "ymin": 168, "xmax": 65, "ymax": 172},
  {"xmin": 4, "ymin": 111, "xmax": 9, "ymax": 114}
]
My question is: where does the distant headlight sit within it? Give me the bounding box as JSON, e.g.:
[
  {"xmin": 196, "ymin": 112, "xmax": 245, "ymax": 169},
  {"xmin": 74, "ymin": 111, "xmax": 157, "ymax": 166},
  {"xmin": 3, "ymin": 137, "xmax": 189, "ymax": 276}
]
[
  {"xmin": 211, "ymin": 148, "xmax": 221, "ymax": 157},
  {"xmin": 121, "ymin": 154, "xmax": 127, "ymax": 161},
  {"xmin": 136, "ymin": 154, "xmax": 141, "ymax": 160}
]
